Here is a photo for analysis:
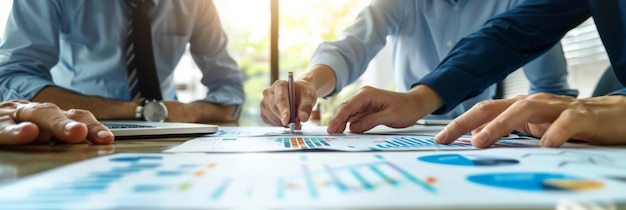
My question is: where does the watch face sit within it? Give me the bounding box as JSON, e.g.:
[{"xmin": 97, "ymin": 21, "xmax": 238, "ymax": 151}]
[{"xmin": 143, "ymin": 101, "xmax": 168, "ymax": 122}]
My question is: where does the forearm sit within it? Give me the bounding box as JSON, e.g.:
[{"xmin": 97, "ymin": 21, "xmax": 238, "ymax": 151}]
[
  {"xmin": 190, "ymin": 101, "xmax": 239, "ymax": 123},
  {"xmin": 300, "ymin": 65, "xmax": 338, "ymax": 98},
  {"xmin": 32, "ymin": 86, "xmax": 137, "ymax": 120},
  {"xmin": 419, "ymin": 0, "xmax": 590, "ymax": 114},
  {"xmin": 407, "ymin": 84, "xmax": 444, "ymax": 116}
]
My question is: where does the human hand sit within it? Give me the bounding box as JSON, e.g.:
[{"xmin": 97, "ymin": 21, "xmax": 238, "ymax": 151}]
[
  {"xmin": 260, "ymin": 79, "xmax": 317, "ymax": 129},
  {"xmin": 327, "ymin": 85, "xmax": 442, "ymax": 134},
  {"xmin": 435, "ymin": 93, "xmax": 626, "ymax": 148},
  {"xmin": 0, "ymin": 100, "xmax": 114, "ymax": 145}
]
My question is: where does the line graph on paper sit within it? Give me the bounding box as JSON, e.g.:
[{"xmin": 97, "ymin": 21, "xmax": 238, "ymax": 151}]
[
  {"xmin": 272, "ymin": 154, "xmax": 437, "ymax": 200},
  {"xmin": 203, "ymin": 154, "xmax": 438, "ymax": 202},
  {"xmin": 521, "ymin": 150, "xmax": 626, "ymax": 169}
]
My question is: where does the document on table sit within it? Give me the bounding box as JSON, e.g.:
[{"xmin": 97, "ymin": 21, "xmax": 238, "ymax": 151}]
[
  {"xmin": 164, "ymin": 125, "xmax": 588, "ymax": 152},
  {"xmin": 207, "ymin": 125, "xmax": 334, "ymax": 137},
  {"xmin": 1, "ymin": 148, "xmax": 625, "ymax": 209},
  {"xmin": 207, "ymin": 124, "xmax": 445, "ymax": 137},
  {"xmin": 166, "ymin": 134, "xmax": 579, "ymax": 153},
  {"xmin": 165, "ymin": 125, "xmax": 587, "ymax": 153}
]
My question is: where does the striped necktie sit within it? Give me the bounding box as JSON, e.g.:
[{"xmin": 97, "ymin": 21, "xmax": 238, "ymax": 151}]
[{"xmin": 125, "ymin": 0, "xmax": 163, "ymax": 100}]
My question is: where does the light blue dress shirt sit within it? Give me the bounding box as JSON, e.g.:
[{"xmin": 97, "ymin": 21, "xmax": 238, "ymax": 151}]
[
  {"xmin": 310, "ymin": 0, "xmax": 578, "ymax": 119},
  {"xmin": 0, "ymin": 0, "xmax": 244, "ymax": 105}
]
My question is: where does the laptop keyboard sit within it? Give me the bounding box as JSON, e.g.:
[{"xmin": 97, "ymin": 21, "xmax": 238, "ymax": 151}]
[{"xmin": 103, "ymin": 123, "xmax": 155, "ymax": 129}]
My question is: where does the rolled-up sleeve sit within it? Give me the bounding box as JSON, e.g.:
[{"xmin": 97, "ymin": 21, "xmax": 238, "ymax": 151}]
[
  {"xmin": 309, "ymin": 0, "xmax": 404, "ymax": 96},
  {"xmin": 188, "ymin": 0, "xmax": 244, "ymax": 105},
  {"xmin": 417, "ymin": 0, "xmax": 591, "ymax": 114},
  {"xmin": 0, "ymin": 1, "xmax": 62, "ymax": 101},
  {"xmin": 609, "ymin": 88, "xmax": 626, "ymax": 96}
]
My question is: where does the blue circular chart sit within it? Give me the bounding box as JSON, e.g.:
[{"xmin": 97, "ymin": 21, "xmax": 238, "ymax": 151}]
[
  {"xmin": 418, "ymin": 154, "xmax": 519, "ymax": 166},
  {"xmin": 467, "ymin": 172, "xmax": 604, "ymax": 191}
]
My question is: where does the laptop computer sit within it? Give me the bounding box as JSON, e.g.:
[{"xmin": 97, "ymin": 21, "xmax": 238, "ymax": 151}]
[{"xmin": 101, "ymin": 121, "xmax": 218, "ymax": 139}]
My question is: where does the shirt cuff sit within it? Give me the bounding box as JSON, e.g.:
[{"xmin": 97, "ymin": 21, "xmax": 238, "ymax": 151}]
[
  {"xmin": 310, "ymin": 53, "xmax": 349, "ymax": 97},
  {"xmin": 2, "ymin": 79, "xmax": 56, "ymax": 101}
]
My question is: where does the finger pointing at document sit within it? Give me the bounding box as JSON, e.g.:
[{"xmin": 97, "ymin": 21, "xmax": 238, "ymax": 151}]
[{"xmin": 435, "ymin": 93, "xmax": 626, "ymax": 148}]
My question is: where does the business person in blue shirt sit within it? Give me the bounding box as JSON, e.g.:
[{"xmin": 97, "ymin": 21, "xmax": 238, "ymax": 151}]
[
  {"xmin": 0, "ymin": 100, "xmax": 113, "ymax": 145},
  {"xmin": 326, "ymin": 0, "xmax": 626, "ymax": 147},
  {"xmin": 0, "ymin": 0, "xmax": 244, "ymax": 123},
  {"xmin": 260, "ymin": 0, "xmax": 577, "ymax": 129}
]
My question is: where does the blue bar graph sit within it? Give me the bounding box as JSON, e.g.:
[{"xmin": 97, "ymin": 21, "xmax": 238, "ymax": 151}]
[{"xmin": 374, "ymin": 137, "xmax": 469, "ymax": 149}]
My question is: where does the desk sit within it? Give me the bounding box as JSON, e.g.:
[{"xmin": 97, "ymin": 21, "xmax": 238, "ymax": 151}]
[
  {"xmin": 0, "ymin": 137, "xmax": 191, "ymax": 184},
  {"xmin": 0, "ymin": 119, "xmax": 243, "ymax": 184}
]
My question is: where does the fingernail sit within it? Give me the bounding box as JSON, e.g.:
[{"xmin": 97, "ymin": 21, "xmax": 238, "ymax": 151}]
[
  {"xmin": 97, "ymin": 130, "xmax": 113, "ymax": 140},
  {"xmin": 65, "ymin": 121, "xmax": 81, "ymax": 132},
  {"xmin": 540, "ymin": 138, "xmax": 553, "ymax": 147},
  {"xmin": 473, "ymin": 130, "xmax": 489, "ymax": 146},
  {"xmin": 434, "ymin": 128, "xmax": 447, "ymax": 143}
]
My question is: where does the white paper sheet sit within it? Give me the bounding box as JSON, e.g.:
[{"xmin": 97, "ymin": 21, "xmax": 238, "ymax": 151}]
[
  {"xmin": 166, "ymin": 132, "xmax": 586, "ymax": 153},
  {"xmin": 207, "ymin": 125, "xmax": 334, "ymax": 137},
  {"xmin": 1, "ymin": 148, "xmax": 625, "ymax": 209},
  {"xmin": 207, "ymin": 124, "xmax": 446, "ymax": 137}
]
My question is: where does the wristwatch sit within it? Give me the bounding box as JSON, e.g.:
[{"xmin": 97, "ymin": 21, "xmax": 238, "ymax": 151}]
[{"xmin": 135, "ymin": 99, "xmax": 168, "ymax": 122}]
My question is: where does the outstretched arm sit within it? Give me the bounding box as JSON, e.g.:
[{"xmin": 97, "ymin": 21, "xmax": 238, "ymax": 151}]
[{"xmin": 418, "ymin": 0, "xmax": 591, "ymax": 114}]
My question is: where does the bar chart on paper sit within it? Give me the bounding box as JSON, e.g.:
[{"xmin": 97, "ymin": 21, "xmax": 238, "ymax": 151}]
[
  {"xmin": 0, "ymin": 153, "xmax": 441, "ymax": 209},
  {"xmin": 1, "ymin": 148, "xmax": 625, "ymax": 209},
  {"xmin": 165, "ymin": 135, "xmax": 544, "ymax": 153},
  {"xmin": 276, "ymin": 137, "xmax": 333, "ymax": 149}
]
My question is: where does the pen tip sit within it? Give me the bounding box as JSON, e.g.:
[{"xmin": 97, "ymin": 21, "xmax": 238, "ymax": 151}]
[{"xmin": 289, "ymin": 123, "xmax": 295, "ymax": 134}]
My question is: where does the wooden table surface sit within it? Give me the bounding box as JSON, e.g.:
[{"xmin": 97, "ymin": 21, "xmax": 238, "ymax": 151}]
[{"xmin": 0, "ymin": 137, "xmax": 191, "ymax": 185}]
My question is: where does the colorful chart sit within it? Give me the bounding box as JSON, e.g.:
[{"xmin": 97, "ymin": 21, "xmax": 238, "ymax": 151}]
[
  {"xmin": 0, "ymin": 153, "xmax": 440, "ymax": 209},
  {"xmin": 369, "ymin": 137, "xmax": 537, "ymax": 150},
  {"xmin": 418, "ymin": 154, "xmax": 519, "ymax": 166},
  {"xmin": 371, "ymin": 137, "xmax": 471, "ymax": 149},
  {"xmin": 275, "ymin": 154, "xmax": 437, "ymax": 200},
  {"xmin": 1, "ymin": 148, "xmax": 626, "ymax": 209},
  {"xmin": 276, "ymin": 137, "xmax": 334, "ymax": 149},
  {"xmin": 165, "ymin": 133, "xmax": 550, "ymax": 153},
  {"xmin": 467, "ymin": 172, "xmax": 604, "ymax": 192}
]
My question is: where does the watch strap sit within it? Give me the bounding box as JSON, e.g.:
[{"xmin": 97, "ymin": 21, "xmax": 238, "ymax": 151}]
[{"xmin": 135, "ymin": 104, "xmax": 144, "ymax": 120}]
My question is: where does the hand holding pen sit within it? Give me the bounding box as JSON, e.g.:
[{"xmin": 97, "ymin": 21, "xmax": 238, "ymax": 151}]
[{"xmin": 260, "ymin": 72, "xmax": 318, "ymax": 130}]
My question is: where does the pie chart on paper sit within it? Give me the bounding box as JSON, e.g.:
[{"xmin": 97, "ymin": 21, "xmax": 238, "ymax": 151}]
[
  {"xmin": 418, "ymin": 154, "xmax": 519, "ymax": 166},
  {"xmin": 467, "ymin": 172, "xmax": 604, "ymax": 192}
]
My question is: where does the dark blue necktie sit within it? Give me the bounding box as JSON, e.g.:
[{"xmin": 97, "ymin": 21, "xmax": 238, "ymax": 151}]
[{"xmin": 125, "ymin": 0, "xmax": 162, "ymax": 100}]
